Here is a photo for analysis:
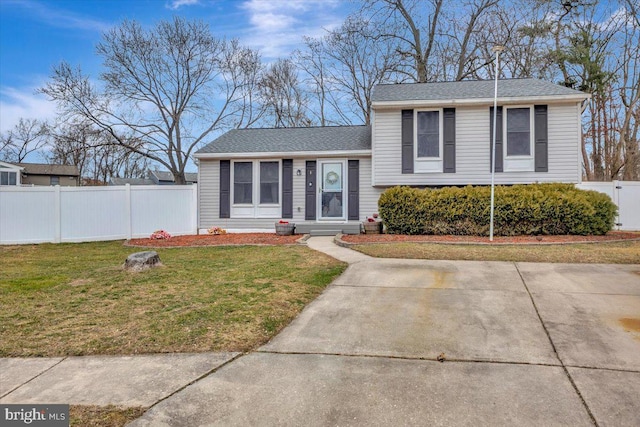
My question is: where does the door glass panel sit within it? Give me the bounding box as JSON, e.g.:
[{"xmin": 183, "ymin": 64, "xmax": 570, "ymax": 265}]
[{"xmin": 321, "ymin": 162, "xmax": 343, "ymax": 219}]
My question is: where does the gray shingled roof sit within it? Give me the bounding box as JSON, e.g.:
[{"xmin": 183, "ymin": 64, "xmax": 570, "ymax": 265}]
[
  {"xmin": 372, "ymin": 78, "xmax": 588, "ymax": 102},
  {"xmin": 150, "ymin": 170, "xmax": 198, "ymax": 183},
  {"xmin": 110, "ymin": 177, "xmax": 155, "ymax": 185},
  {"xmin": 197, "ymin": 125, "xmax": 371, "ymax": 155},
  {"xmin": 17, "ymin": 162, "xmax": 79, "ymax": 176}
]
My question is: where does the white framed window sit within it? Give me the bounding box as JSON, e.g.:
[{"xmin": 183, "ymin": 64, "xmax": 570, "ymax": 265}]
[
  {"xmin": 233, "ymin": 162, "xmax": 253, "ymax": 204},
  {"xmin": 231, "ymin": 160, "xmax": 281, "ymax": 218},
  {"xmin": 259, "ymin": 161, "xmax": 279, "ymax": 204},
  {"xmin": 0, "ymin": 171, "xmax": 17, "ymax": 185},
  {"xmin": 504, "ymin": 105, "xmax": 535, "ymax": 172},
  {"xmin": 414, "ymin": 109, "xmax": 443, "ymax": 173}
]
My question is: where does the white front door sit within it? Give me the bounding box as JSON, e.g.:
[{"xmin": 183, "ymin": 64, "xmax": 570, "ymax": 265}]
[{"xmin": 318, "ymin": 160, "xmax": 346, "ymax": 220}]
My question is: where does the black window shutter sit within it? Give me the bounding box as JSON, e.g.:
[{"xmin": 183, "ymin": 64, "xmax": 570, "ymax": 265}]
[
  {"xmin": 305, "ymin": 161, "xmax": 316, "ymax": 220},
  {"xmin": 219, "ymin": 160, "xmax": 230, "ymax": 218},
  {"xmin": 534, "ymin": 105, "xmax": 548, "ymax": 172},
  {"xmin": 348, "ymin": 160, "xmax": 359, "ymax": 220},
  {"xmin": 489, "ymin": 106, "xmax": 503, "ymax": 172},
  {"xmin": 401, "ymin": 110, "xmax": 414, "ymax": 174},
  {"xmin": 443, "ymin": 108, "xmax": 456, "ymax": 173},
  {"xmin": 282, "ymin": 159, "xmax": 293, "ymax": 218}
]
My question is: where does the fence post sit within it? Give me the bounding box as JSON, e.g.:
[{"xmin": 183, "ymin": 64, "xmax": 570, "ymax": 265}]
[
  {"xmin": 192, "ymin": 183, "xmax": 198, "ymax": 235},
  {"xmin": 125, "ymin": 184, "xmax": 132, "ymax": 239},
  {"xmin": 54, "ymin": 185, "xmax": 61, "ymax": 243}
]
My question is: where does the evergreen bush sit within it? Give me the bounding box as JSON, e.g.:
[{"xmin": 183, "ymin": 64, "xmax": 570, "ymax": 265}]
[{"xmin": 378, "ymin": 183, "xmax": 617, "ymax": 236}]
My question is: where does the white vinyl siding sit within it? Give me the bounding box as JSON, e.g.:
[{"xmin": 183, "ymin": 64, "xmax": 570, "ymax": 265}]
[
  {"xmin": 358, "ymin": 157, "xmax": 385, "ymax": 220},
  {"xmin": 372, "ymin": 102, "xmax": 581, "ymax": 186},
  {"xmin": 198, "ymin": 156, "xmax": 382, "ymax": 229}
]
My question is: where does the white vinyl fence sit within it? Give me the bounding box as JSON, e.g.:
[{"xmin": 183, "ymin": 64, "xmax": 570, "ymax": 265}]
[
  {"xmin": 0, "ymin": 184, "xmax": 197, "ymax": 244},
  {"xmin": 577, "ymin": 181, "xmax": 640, "ymax": 231}
]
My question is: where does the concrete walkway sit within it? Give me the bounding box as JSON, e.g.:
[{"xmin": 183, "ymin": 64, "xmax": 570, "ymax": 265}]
[{"xmin": 2, "ymin": 236, "xmax": 639, "ymax": 426}]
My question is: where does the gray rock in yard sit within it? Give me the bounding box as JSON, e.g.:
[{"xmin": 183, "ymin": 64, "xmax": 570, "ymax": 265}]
[{"xmin": 125, "ymin": 251, "xmax": 161, "ymax": 271}]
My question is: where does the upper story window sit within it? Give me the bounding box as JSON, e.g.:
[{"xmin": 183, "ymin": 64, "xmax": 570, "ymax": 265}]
[
  {"xmin": 503, "ymin": 105, "xmax": 535, "ymax": 172},
  {"xmin": 0, "ymin": 171, "xmax": 17, "ymax": 185},
  {"xmin": 413, "ymin": 109, "xmax": 443, "ymax": 173},
  {"xmin": 417, "ymin": 110, "xmax": 440, "ymax": 158},
  {"xmin": 506, "ymin": 107, "xmax": 532, "ymax": 157}
]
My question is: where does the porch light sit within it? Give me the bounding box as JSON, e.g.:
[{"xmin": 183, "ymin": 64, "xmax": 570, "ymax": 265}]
[
  {"xmin": 296, "ymin": 169, "xmax": 302, "ymax": 176},
  {"xmin": 490, "ymin": 45, "xmax": 504, "ymax": 242}
]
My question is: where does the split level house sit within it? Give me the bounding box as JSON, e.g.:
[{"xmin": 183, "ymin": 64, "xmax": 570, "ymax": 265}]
[{"xmin": 194, "ymin": 78, "xmax": 590, "ymax": 235}]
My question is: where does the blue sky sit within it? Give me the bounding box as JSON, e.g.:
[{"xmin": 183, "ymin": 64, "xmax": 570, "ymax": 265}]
[{"xmin": 0, "ymin": 0, "xmax": 355, "ymax": 134}]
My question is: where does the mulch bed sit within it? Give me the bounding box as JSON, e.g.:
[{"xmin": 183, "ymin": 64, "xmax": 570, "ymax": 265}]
[
  {"xmin": 126, "ymin": 231, "xmax": 640, "ymax": 248},
  {"xmin": 341, "ymin": 231, "xmax": 640, "ymax": 245},
  {"xmin": 127, "ymin": 233, "xmax": 302, "ymax": 247}
]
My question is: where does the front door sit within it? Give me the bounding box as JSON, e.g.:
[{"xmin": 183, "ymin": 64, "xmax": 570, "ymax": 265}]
[{"xmin": 318, "ymin": 160, "xmax": 345, "ymax": 220}]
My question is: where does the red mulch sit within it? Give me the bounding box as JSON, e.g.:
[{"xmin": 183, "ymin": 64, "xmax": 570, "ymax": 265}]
[
  {"xmin": 127, "ymin": 233, "xmax": 302, "ymax": 247},
  {"xmin": 341, "ymin": 231, "xmax": 640, "ymax": 245}
]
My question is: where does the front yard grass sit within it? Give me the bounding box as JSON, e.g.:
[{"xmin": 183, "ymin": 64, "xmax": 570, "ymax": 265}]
[
  {"xmin": 351, "ymin": 240, "xmax": 640, "ymax": 264},
  {"xmin": 0, "ymin": 241, "xmax": 346, "ymax": 357}
]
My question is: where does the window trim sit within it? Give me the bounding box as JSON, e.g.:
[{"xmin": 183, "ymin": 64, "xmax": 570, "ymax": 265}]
[
  {"xmin": 232, "ymin": 161, "xmax": 253, "ymax": 206},
  {"xmin": 504, "ymin": 105, "xmax": 534, "ymax": 159},
  {"xmin": 0, "ymin": 171, "xmax": 17, "ymax": 186},
  {"xmin": 230, "ymin": 159, "xmax": 282, "ymax": 218},
  {"xmin": 503, "ymin": 105, "xmax": 535, "ymax": 172},
  {"xmin": 413, "ymin": 108, "xmax": 444, "ymax": 173}
]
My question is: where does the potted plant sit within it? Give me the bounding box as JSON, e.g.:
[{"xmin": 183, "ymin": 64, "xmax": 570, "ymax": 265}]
[
  {"xmin": 362, "ymin": 213, "xmax": 382, "ymax": 234},
  {"xmin": 275, "ymin": 220, "xmax": 295, "ymax": 236}
]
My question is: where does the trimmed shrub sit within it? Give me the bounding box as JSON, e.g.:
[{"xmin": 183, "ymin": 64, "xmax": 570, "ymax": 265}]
[{"xmin": 378, "ymin": 183, "xmax": 617, "ymax": 236}]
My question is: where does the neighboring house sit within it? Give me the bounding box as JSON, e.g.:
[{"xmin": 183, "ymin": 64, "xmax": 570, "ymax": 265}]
[
  {"xmin": 109, "ymin": 177, "xmax": 155, "ymax": 186},
  {"xmin": 1, "ymin": 162, "xmax": 80, "ymax": 186},
  {"xmin": 0, "ymin": 161, "xmax": 23, "ymax": 186},
  {"xmin": 194, "ymin": 78, "xmax": 590, "ymax": 235},
  {"xmin": 149, "ymin": 169, "xmax": 197, "ymax": 185},
  {"xmin": 109, "ymin": 170, "xmax": 197, "ymax": 186}
]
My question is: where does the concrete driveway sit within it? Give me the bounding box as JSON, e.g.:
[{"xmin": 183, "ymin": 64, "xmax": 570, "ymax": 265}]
[{"xmin": 132, "ymin": 238, "xmax": 640, "ymax": 426}]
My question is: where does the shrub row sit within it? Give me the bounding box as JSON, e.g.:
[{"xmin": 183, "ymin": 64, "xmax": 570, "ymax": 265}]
[{"xmin": 378, "ymin": 183, "xmax": 617, "ymax": 236}]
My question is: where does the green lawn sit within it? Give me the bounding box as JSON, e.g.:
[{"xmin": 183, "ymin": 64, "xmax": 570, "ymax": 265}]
[
  {"xmin": 0, "ymin": 241, "xmax": 346, "ymax": 357},
  {"xmin": 351, "ymin": 240, "xmax": 640, "ymax": 264}
]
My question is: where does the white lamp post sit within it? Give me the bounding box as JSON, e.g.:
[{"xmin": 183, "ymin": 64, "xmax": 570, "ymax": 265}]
[{"xmin": 489, "ymin": 45, "xmax": 504, "ymax": 242}]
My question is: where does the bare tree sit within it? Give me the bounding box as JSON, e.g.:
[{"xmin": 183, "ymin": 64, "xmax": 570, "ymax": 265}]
[
  {"xmin": 360, "ymin": 0, "xmax": 444, "ymax": 83},
  {"xmin": 259, "ymin": 59, "xmax": 311, "ymax": 127},
  {"xmin": 40, "ymin": 17, "xmax": 262, "ymax": 184},
  {"xmin": 0, "ymin": 118, "xmax": 48, "ymax": 163},
  {"xmin": 297, "ymin": 17, "xmax": 400, "ymax": 125},
  {"xmin": 48, "ymin": 118, "xmax": 148, "ymax": 185}
]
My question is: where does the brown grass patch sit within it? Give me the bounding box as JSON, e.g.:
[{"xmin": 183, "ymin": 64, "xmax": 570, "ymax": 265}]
[
  {"xmin": 70, "ymin": 405, "xmax": 145, "ymax": 427},
  {"xmin": 349, "ymin": 240, "xmax": 640, "ymax": 264}
]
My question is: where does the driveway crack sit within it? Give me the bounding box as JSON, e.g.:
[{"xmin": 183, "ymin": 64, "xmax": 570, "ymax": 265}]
[
  {"xmin": 514, "ymin": 262, "xmax": 599, "ymax": 427},
  {"xmin": 0, "ymin": 356, "xmax": 68, "ymax": 399}
]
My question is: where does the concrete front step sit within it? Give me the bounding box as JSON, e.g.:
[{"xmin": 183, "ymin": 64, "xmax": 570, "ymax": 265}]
[{"xmin": 295, "ymin": 222, "xmax": 361, "ymax": 236}]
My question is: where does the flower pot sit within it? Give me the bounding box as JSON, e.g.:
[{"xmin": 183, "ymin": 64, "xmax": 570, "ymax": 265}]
[
  {"xmin": 275, "ymin": 223, "xmax": 295, "ymax": 236},
  {"xmin": 363, "ymin": 221, "xmax": 382, "ymax": 234}
]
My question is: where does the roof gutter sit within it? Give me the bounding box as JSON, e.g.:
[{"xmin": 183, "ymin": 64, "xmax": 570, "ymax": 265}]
[
  {"xmin": 372, "ymin": 94, "xmax": 591, "ymax": 109},
  {"xmin": 194, "ymin": 149, "xmax": 372, "ymax": 160}
]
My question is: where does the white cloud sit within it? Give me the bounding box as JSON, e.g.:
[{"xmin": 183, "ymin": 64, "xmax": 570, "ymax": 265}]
[
  {"xmin": 239, "ymin": 0, "xmax": 346, "ymax": 59},
  {"xmin": 5, "ymin": 0, "xmax": 111, "ymax": 33},
  {"xmin": 166, "ymin": 0, "xmax": 200, "ymax": 10},
  {"xmin": 0, "ymin": 86, "xmax": 57, "ymax": 134}
]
